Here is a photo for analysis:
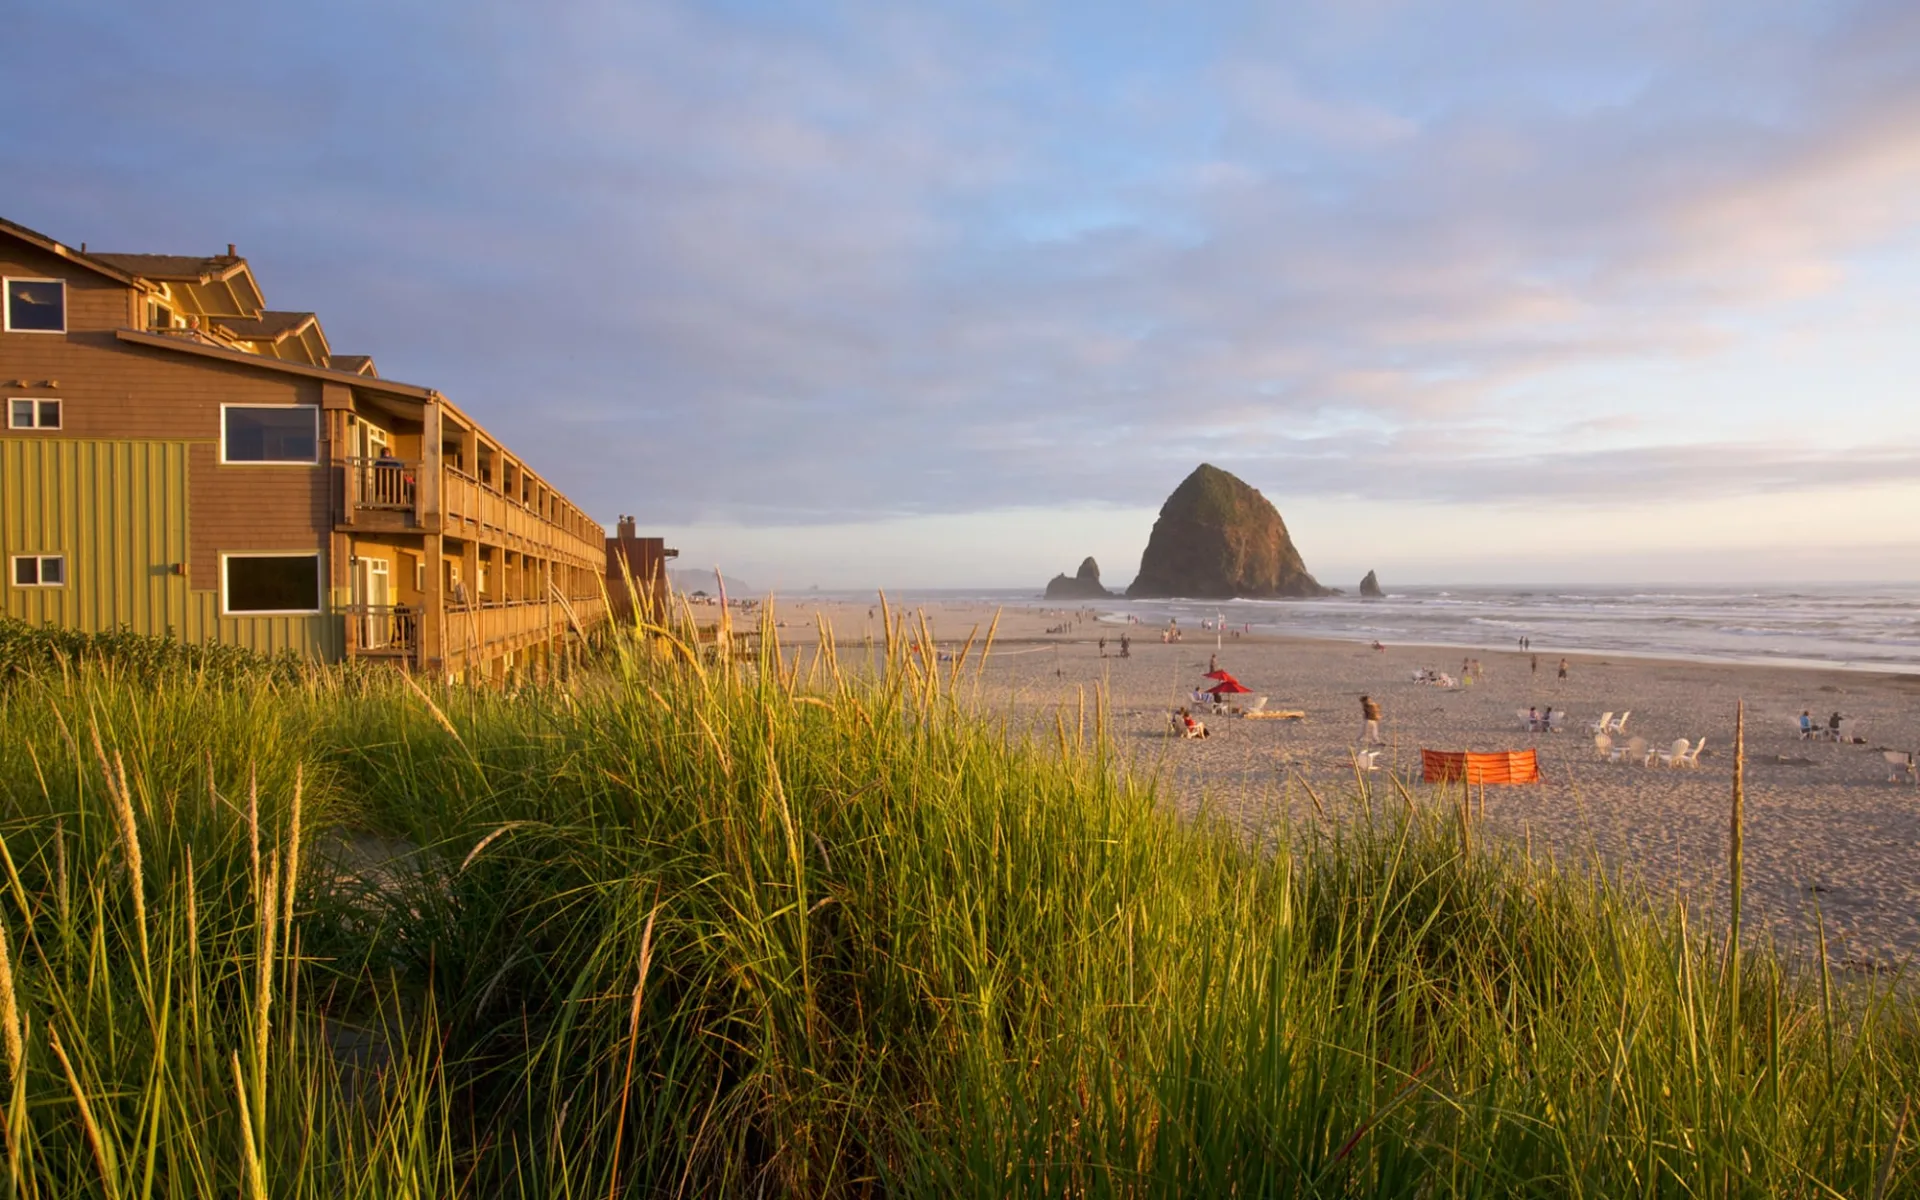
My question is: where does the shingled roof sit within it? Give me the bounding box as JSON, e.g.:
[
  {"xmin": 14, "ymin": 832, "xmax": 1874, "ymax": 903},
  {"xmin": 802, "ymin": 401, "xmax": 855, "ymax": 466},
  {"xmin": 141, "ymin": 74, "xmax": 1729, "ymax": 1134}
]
[
  {"xmin": 90, "ymin": 253, "xmax": 250, "ymax": 284},
  {"xmin": 218, "ymin": 310, "xmax": 318, "ymax": 342}
]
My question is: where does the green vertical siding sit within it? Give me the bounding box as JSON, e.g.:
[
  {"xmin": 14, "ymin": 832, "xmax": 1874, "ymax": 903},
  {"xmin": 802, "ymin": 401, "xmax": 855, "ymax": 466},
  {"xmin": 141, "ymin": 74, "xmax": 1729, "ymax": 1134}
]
[{"xmin": 1, "ymin": 438, "xmax": 342, "ymax": 659}]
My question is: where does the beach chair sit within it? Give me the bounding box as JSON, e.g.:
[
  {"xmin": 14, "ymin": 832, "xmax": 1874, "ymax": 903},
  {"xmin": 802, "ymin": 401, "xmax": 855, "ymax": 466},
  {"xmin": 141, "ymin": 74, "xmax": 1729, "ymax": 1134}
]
[
  {"xmin": 1593, "ymin": 733, "xmax": 1613, "ymax": 760},
  {"xmin": 1609, "ymin": 711, "xmax": 1632, "ymax": 734},
  {"xmin": 1655, "ymin": 738, "xmax": 1694, "ymax": 768},
  {"xmin": 1885, "ymin": 751, "xmax": 1916, "ymax": 784},
  {"xmin": 1353, "ymin": 749, "xmax": 1381, "ymax": 773},
  {"xmin": 1544, "ymin": 711, "xmax": 1567, "ymax": 734},
  {"xmin": 1610, "ymin": 735, "xmax": 1650, "ymax": 765},
  {"xmin": 1515, "ymin": 709, "xmax": 1534, "ymax": 731},
  {"xmin": 1244, "ymin": 695, "xmax": 1269, "ymax": 714},
  {"xmin": 1587, "ymin": 712, "xmax": 1615, "ymax": 735}
]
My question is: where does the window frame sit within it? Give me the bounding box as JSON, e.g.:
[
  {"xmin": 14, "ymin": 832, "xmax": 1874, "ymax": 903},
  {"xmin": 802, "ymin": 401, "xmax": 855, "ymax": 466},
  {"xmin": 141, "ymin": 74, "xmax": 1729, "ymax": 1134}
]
[
  {"xmin": 219, "ymin": 403, "xmax": 321, "ymax": 466},
  {"xmin": 8, "ymin": 397, "xmax": 62, "ymax": 430},
  {"xmin": 3, "ymin": 277, "xmax": 67, "ymax": 334},
  {"xmin": 10, "ymin": 554, "xmax": 66, "ymax": 588},
  {"xmin": 219, "ymin": 551, "xmax": 324, "ymax": 616}
]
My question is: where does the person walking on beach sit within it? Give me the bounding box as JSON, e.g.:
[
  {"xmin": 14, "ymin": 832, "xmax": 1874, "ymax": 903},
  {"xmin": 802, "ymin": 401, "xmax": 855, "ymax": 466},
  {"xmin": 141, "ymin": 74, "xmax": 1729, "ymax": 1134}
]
[
  {"xmin": 1098, "ymin": 636, "xmax": 1107, "ymax": 657},
  {"xmin": 1119, "ymin": 634, "xmax": 1130, "ymax": 658},
  {"xmin": 1531, "ymin": 654, "xmax": 1538, "ymax": 676},
  {"xmin": 1557, "ymin": 657, "xmax": 1569, "ymax": 682},
  {"xmin": 1360, "ymin": 694, "xmax": 1383, "ymax": 745},
  {"xmin": 1209, "ymin": 653, "xmax": 1218, "ymax": 673}
]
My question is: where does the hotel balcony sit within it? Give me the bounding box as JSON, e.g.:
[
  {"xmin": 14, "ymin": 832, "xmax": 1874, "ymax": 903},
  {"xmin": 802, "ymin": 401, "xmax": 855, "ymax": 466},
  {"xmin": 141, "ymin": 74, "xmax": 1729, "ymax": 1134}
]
[{"xmin": 338, "ymin": 457, "xmax": 604, "ymax": 571}]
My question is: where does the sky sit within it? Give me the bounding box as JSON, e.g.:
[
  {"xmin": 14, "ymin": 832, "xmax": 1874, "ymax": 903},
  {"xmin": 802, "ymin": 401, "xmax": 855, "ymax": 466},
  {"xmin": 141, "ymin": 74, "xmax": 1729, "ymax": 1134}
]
[{"xmin": 6, "ymin": 0, "xmax": 1920, "ymax": 589}]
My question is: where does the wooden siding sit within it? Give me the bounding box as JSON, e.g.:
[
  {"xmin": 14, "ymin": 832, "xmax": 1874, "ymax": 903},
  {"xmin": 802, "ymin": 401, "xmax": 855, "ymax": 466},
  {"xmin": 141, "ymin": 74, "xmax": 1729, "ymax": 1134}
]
[
  {"xmin": 188, "ymin": 442, "xmax": 330, "ymax": 586},
  {"xmin": 1, "ymin": 437, "xmax": 341, "ymax": 657}
]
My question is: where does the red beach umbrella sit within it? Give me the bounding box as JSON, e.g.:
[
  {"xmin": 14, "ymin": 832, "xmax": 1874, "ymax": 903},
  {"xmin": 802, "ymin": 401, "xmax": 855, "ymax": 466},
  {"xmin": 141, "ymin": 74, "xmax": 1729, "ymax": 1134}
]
[{"xmin": 1205, "ymin": 679, "xmax": 1252, "ymax": 695}]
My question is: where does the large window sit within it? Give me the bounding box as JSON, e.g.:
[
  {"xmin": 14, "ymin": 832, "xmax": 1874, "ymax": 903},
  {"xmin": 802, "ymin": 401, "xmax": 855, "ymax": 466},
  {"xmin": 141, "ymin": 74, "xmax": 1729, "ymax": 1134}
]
[
  {"xmin": 222, "ymin": 405, "xmax": 319, "ymax": 464},
  {"xmin": 8, "ymin": 398, "xmax": 61, "ymax": 429},
  {"xmin": 3, "ymin": 278, "xmax": 66, "ymax": 333},
  {"xmin": 222, "ymin": 553, "xmax": 322, "ymax": 614},
  {"xmin": 10, "ymin": 555, "xmax": 65, "ymax": 588}
]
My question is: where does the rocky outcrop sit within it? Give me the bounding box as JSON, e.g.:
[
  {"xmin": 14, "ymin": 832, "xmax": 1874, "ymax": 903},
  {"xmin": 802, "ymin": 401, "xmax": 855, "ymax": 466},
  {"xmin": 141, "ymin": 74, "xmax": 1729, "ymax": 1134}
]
[
  {"xmin": 1045, "ymin": 556, "xmax": 1114, "ymax": 600},
  {"xmin": 1126, "ymin": 464, "xmax": 1330, "ymax": 599},
  {"xmin": 1359, "ymin": 570, "xmax": 1383, "ymax": 598}
]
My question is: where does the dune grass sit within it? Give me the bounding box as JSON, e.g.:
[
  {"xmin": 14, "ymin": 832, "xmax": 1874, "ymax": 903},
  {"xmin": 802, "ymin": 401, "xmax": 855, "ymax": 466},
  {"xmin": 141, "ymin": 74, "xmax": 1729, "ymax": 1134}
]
[{"xmin": 0, "ymin": 613, "xmax": 1915, "ymax": 1196}]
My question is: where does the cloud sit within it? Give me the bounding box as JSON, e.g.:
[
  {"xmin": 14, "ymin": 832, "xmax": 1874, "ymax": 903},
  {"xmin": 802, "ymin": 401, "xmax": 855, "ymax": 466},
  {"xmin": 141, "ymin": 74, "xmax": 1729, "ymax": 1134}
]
[{"xmin": 4, "ymin": 0, "xmax": 1920, "ymax": 533}]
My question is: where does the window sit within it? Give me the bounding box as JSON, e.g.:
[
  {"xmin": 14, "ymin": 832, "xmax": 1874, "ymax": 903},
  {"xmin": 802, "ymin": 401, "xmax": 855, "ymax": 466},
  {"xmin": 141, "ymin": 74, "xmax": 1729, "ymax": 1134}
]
[
  {"xmin": 222, "ymin": 405, "xmax": 319, "ymax": 464},
  {"xmin": 8, "ymin": 398, "xmax": 61, "ymax": 429},
  {"xmin": 4, "ymin": 278, "xmax": 66, "ymax": 333},
  {"xmin": 222, "ymin": 553, "xmax": 321, "ymax": 614},
  {"xmin": 11, "ymin": 555, "xmax": 65, "ymax": 587}
]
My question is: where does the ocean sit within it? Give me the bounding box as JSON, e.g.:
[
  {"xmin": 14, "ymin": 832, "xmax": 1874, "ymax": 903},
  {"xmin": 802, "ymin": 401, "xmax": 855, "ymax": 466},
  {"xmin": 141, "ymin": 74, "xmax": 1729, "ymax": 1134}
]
[{"xmin": 848, "ymin": 584, "xmax": 1920, "ymax": 674}]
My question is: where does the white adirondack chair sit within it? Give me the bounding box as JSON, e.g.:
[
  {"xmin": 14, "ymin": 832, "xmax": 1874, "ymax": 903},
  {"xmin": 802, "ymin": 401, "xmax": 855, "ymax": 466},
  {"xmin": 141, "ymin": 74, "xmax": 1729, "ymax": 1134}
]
[
  {"xmin": 1656, "ymin": 738, "xmax": 1692, "ymax": 768},
  {"xmin": 1609, "ymin": 711, "xmax": 1632, "ymax": 734},
  {"xmin": 1593, "ymin": 733, "xmax": 1614, "ymax": 759},
  {"xmin": 1885, "ymin": 751, "xmax": 1916, "ymax": 784},
  {"xmin": 1610, "ymin": 736, "xmax": 1650, "ymax": 765},
  {"xmin": 1587, "ymin": 712, "xmax": 1615, "ymax": 735}
]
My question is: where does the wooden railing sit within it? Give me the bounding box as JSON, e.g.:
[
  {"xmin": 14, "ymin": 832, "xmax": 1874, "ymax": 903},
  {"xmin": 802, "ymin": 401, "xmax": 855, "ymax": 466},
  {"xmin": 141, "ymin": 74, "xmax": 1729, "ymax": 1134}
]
[
  {"xmin": 342, "ymin": 604, "xmax": 419, "ymax": 658},
  {"xmin": 346, "ymin": 457, "xmax": 419, "ymax": 513},
  {"xmin": 442, "ymin": 594, "xmax": 607, "ymax": 663},
  {"xmin": 442, "ymin": 470, "xmax": 601, "ymax": 566}
]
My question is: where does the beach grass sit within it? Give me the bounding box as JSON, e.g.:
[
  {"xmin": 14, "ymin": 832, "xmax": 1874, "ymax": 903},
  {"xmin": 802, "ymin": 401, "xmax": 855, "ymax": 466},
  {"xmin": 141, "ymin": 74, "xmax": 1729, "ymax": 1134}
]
[{"xmin": 0, "ymin": 614, "xmax": 1915, "ymax": 1196}]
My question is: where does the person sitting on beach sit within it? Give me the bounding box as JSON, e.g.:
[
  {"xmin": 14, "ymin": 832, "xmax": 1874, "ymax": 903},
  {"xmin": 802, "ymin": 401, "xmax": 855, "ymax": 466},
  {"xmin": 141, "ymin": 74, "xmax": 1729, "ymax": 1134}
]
[
  {"xmin": 1800, "ymin": 710, "xmax": 1816, "ymax": 739},
  {"xmin": 1828, "ymin": 711, "xmax": 1844, "ymax": 741},
  {"xmin": 1180, "ymin": 708, "xmax": 1209, "ymax": 739}
]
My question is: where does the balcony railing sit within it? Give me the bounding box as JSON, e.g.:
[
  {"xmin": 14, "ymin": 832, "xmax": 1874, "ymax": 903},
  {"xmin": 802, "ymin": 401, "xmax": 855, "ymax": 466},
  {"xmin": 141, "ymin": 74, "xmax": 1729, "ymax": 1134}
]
[
  {"xmin": 443, "ymin": 469, "xmax": 600, "ymax": 565},
  {"xmin": 346, "ymin": 457, "xmax": 419, "ymax": 512},
  {"xmin": 343, "ymin": 604, "xmax": 419, "ymax": 657}
]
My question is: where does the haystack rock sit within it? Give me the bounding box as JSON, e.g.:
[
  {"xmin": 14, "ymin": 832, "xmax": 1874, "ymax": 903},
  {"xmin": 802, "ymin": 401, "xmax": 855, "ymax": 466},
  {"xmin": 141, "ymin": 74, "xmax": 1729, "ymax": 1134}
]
[
  {"xmin": 1359, "ymin": 570, "xmax": 1383, "ymax": 598},
  {"xmin": 1044, "ymin": 556, "xmax": 1114, "ymax": 600},
  {"xmin": 1126, "ymin": 464, "xmax": 1330, "ymax": 599}
]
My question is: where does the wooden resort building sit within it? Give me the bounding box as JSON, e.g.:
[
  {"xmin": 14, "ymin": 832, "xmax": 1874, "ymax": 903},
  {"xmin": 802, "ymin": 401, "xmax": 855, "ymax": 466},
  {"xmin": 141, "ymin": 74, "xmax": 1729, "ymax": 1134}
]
[{"xmin": 1, "ymin": 214, "xmax": 645, "ymax": 682}]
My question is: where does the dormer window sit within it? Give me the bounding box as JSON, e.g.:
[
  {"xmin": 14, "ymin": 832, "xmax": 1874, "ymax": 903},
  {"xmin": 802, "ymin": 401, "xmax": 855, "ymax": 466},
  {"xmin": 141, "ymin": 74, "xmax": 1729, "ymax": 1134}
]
[
  {"xmin": 148, "ymin": 299, "xmax": 177, "ymax": 330},
  {"xmin": 4, "ymin": 278, "xmax": 66, "ymax": 333}
]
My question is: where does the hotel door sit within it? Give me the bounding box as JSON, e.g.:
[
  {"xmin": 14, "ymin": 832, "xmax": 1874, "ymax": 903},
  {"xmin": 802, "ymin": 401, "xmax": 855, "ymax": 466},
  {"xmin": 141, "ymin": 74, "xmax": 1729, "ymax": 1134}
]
[{"xmin": 354, "ymin": 557, "xmax": 392, "ymax": 648}]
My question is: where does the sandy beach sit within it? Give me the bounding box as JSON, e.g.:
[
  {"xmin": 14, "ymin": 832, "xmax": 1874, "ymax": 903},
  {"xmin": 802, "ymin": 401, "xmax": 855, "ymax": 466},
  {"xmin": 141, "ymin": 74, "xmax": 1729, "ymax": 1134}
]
[{"xmin": 752, "ymin": 596, "xmax": 1920, "ymax": 970}]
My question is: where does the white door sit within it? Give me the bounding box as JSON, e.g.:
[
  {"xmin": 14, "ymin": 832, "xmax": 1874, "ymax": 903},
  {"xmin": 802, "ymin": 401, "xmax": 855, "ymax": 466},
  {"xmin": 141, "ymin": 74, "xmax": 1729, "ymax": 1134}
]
[{"xmin": 355, "ymin": 558, "xmax": 392, "ymax": 648}]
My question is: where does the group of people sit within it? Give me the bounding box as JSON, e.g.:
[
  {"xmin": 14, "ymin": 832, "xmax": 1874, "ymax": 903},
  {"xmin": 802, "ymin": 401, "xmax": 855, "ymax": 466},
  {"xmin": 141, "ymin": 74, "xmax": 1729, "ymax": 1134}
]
[
  {"xmin": 1799, "ymin": 710, "xmax": 1845, "ymax": 740},
  {"xmin": 1525, "ymin": 705, "xmax": 1559, "ymax": 733}
]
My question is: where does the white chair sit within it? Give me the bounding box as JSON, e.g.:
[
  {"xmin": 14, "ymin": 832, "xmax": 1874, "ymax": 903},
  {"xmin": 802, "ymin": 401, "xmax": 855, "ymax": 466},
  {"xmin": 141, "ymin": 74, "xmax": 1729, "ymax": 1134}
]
[
  {"xmin": 1885, "ymin": 751, "xmax": 1916, "ymax": 784},
  {"xmin": 1587, "ymin": 712, "xmax": 1615, "ymax": 735},
  {"xmin": 1516, "ymin": 709, "xmax": 1535, "ymax": 731},
  {"xmin": 1593, "ymin": 733, "xmax": 1614, "ymax": 759},
  {"xmin": 1544, "ymin": 711, "xmax": 1566, "ymax": 733},
  {"xmin": 1610, "ymin": 736, "xmax": 1650, "ymax": 765},
  {"xmin": 1353, "ymin": 749, "xmax": 1381, "ymax": 772},
  {"xmin": 1656, "ymin": 738, "xmax": 1692, "ymax": 768},
  {"xmin": 1679, "ymin": 738, "xmax": 1705, "ymax": 769},
  {"xmin": 1609, "ymin": 711, "xmax": 1632, "ymax": 734},
  {"xmin": 1245, "ymin": 695, "xmax": 1269, "ymax": 714}
]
